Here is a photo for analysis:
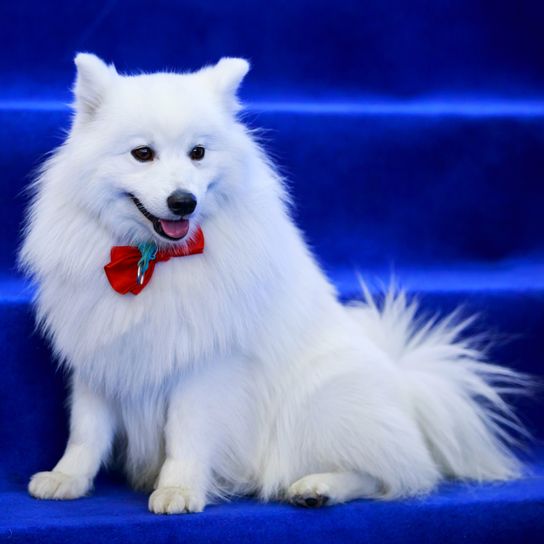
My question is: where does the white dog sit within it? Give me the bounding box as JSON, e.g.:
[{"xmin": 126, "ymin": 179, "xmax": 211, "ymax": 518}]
[{"xmin": 19, "ymin": 54, "xmax": 527, "ymax": 514}]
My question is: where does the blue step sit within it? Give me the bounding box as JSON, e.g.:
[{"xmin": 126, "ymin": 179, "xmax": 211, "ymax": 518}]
[
  {"xmin": 1, "ymin": 275, "xmax": 542, "ymax": 484},
  {"xmin": 1, "ymin": 277, "xmax": 543, "ymax": 542},
  {"xmin": 2, "ymin": 102, "xmax": 544, "ymax": 271},
  {"xmin": 2, "ymin": 460, "xmax": 544, "ymax": 543},
  {"xmin": 2, "ymin": 1, "xmax": 544, "ymax": 100}
]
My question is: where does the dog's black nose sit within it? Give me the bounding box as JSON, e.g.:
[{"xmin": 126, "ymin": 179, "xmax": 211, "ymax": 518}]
[{"xmin": 167, "ymin": 190, "xmax": 197, "ymax": 217}]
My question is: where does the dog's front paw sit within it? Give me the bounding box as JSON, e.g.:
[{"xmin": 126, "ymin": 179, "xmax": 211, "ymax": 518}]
[
  {"xmin": 28, "ymin": 471, "xmax": 91, "ymax": 500},
  {"xmin": 148, "ymin": 486, "xmax": 206, "ymax": 514}
]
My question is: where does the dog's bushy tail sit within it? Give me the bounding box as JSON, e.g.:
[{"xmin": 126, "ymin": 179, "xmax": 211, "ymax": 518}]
[{"xmin": 348, "ymin": 283, "xmax": 532, "ymax": 481}]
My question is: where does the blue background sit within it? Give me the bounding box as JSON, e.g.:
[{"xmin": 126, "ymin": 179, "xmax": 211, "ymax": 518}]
[{"xmin": 1, "ymin": 1, "xmax": 543, "ymax": 542}]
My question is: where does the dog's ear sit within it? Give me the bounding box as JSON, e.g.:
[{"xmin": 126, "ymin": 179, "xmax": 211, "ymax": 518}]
[
  {"xmin": 202, "ymin": 57, "xmax": 250, "ymax": 112},
  {"xmin": 73, "ymin": 53, "xmax": 117, "ymax": 120}
]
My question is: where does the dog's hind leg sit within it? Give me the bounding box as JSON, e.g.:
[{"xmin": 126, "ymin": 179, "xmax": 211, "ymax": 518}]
[
  {"xmin": 276, "ymin": 364, "xmax": 441, "ymax": 503},
  {"xmin": 287, "ymin": 471, "xmax": 382, "ymax": 507}
]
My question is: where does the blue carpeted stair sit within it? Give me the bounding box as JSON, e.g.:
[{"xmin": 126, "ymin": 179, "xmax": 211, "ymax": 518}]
[{"xmin": 1, "ymin": 1, "xmax": 543, "ymax": 542}]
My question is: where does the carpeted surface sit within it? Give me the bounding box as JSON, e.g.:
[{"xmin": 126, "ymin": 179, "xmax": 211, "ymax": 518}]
[
  {"xmin": 1, "ymin": 1, "xmax": 543, "ymax": 542},
  {"xmin": 2, "ymin": 457, "xmax": 544, "ymax": 544}
]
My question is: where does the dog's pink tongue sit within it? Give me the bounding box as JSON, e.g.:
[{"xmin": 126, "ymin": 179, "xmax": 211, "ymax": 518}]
[{"xmin": 159, "ymin": 219, "xmax": 190, "ymax": 239}]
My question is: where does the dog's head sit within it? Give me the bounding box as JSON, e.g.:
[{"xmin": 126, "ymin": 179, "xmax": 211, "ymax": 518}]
[{"xmin": 67, "ymin": 53, "xmax": 251, "ymax": 245}]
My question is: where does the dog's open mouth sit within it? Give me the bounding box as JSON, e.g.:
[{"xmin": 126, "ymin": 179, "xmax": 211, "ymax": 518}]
[{"xmin": 129, "ymin": 195, "xmax": 190, "ymax": 241}]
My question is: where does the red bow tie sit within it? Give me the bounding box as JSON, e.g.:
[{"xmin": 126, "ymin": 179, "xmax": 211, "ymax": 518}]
[{"xmin": 104, "ymin": 227, "xmax": 205, "ymax": 295}]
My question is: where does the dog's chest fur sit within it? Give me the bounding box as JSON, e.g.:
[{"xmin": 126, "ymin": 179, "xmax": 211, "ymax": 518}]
[{"xmin": 35, "ymin": 212, "xmax": 286, "ymax": 396}]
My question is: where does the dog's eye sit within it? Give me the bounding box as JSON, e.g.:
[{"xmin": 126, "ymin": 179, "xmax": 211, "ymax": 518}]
[
  {"xmin": 131, "ymin": 146, "xmax": 155, "ymax": 162},
  {"xmin": 189, "ymin": 145, "xmax": 205, "ymax": 161}
]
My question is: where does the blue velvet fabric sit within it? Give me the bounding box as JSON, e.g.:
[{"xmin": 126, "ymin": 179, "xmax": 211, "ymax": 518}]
[
  {"xmin": 2, "ymin": 1, "xmax": 544, "ymax": 100},
  {"xmin": 2, "ymin": 106, "xmax": 544, "ymax": 271},
  {"xmin": 3, "ymin": 464, "xmax": 544, "ymax": 544},
  {"xmin": 1, "ymin": 283, "xmax": 544, "ymax": 541},
  {"xmin": 1, "ymin": 0, "xmax": 544, "ymax": 541}
]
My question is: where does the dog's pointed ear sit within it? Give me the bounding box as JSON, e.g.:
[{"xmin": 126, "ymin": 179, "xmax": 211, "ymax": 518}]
[
  {"xmin": 73, "ymin": 53, "xmax": 117, "ymax": 119},
  {"xmin": 202, "ymin": 57, "xmax": 250, "ymax": 112}
]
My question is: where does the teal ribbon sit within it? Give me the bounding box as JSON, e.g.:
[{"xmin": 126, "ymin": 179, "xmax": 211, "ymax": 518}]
[{"xmin": 136, "ymin": 242, "xmax": 158, "ymax": 285}]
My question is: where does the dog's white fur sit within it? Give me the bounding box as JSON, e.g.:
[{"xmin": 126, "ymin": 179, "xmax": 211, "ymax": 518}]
[{"xmin": 20, "ymin": 54, "xmax": 527, "ymax": 513}]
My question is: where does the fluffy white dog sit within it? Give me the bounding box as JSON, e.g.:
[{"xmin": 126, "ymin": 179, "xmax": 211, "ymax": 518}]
[{"xmin": 20, "ymin": 54, "xmax": 527, "ymax": 514}]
